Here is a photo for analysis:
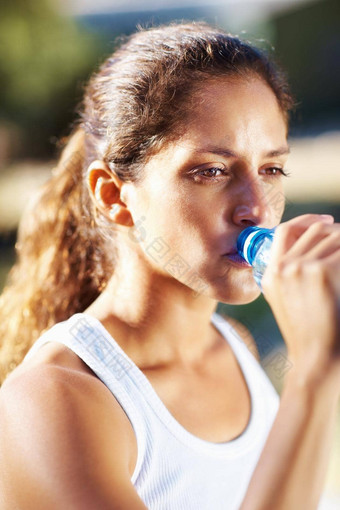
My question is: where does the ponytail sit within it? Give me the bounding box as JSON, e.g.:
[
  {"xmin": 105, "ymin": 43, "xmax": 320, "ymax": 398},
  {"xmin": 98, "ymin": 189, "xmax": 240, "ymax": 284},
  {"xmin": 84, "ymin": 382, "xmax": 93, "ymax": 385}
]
[{"xmin": 0, "ymin": 129, "xmax": 114, "ymax": 385}]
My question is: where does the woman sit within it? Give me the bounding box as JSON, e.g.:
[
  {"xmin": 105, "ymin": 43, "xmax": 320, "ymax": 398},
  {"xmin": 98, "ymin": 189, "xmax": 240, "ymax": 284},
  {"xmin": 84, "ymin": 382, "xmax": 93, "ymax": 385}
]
[{"xmin": 0, "ymin": 22, "xmax": 339, "ymax": 510}]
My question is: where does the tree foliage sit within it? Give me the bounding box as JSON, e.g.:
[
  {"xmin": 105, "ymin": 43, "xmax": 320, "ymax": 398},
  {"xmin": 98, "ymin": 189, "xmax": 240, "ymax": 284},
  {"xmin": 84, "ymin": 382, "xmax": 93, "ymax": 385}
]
[{"xmin": 0, "ymin": 0, "xmax": 98, "ymax": 156}]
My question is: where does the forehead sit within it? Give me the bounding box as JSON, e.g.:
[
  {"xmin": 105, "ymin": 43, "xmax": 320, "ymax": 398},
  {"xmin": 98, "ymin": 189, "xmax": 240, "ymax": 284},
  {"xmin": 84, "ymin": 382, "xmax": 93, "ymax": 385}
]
[{"xmin": 179, "ymin": 76, "xmax": 287, "ymax": 152}]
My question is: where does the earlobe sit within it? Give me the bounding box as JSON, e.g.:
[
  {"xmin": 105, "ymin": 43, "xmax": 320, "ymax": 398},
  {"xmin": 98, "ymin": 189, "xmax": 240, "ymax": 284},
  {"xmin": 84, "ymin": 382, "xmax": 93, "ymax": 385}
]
[
  {"xmin": 109, "ymin": 204, "xmax": 120, "ymax": 219},
  {"xmin": 108, "ymin": 204, "xmax": 134, "ymax": 226}
]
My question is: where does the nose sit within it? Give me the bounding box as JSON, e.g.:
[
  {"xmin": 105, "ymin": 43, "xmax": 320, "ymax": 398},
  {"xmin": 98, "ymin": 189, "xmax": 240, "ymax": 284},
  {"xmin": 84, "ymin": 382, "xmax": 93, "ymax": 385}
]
[{"xmin": 231, "ymin": 179, "xmax": 268, "ymax": 227}]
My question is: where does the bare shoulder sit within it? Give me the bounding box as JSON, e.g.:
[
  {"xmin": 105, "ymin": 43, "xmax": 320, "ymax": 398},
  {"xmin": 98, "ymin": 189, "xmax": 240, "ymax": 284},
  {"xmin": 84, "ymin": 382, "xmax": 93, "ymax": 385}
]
[
  {"xmin": 219, "ymin": 313, "xmax": 261, "ymax": 362},
  {"xmin": 0, "ymin": 355, "xmax": 143, "ymax": 509}
]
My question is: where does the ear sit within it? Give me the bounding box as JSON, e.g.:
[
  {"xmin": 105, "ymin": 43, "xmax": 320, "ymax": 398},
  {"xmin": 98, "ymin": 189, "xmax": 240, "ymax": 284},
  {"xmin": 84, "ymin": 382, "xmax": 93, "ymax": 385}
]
[{"xmin": 86, "ymin": 160, "xmax": 134, "ymax": 227}]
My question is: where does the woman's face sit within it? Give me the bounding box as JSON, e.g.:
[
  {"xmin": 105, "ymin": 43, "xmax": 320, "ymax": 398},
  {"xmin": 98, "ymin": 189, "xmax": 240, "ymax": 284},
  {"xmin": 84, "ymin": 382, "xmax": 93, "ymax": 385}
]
[{"xmin": 124, "ymin": 76, "xmax": 290, "ymax": 304}]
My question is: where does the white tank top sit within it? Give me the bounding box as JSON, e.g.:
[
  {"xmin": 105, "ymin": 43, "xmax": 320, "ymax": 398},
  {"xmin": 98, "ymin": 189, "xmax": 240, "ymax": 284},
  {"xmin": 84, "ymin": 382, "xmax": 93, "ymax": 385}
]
[{"xmin": 24, "ymin": 312, "xmax": 280, "ymax": 509}]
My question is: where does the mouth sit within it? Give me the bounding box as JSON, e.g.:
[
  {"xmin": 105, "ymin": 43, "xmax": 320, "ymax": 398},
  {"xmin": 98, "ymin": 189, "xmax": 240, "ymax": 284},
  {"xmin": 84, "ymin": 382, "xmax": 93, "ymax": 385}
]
[{"xmin": 222, "ymin": 251, "xmax": 251, "ymax": 268}]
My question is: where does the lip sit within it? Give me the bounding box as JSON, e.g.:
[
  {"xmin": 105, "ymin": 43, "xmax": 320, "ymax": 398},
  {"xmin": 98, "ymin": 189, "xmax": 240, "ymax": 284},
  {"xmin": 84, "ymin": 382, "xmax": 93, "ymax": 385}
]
[{"xmin": 222, "ymin": 251, "xmax": 251, "ymax": 268}]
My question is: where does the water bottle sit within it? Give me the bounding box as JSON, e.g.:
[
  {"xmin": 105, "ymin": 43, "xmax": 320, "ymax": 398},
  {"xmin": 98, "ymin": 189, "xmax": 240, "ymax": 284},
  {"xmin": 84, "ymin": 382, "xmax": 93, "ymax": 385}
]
[{"xmin": 237, "ymin": 226, "xmax": 276, "ymax": 288}]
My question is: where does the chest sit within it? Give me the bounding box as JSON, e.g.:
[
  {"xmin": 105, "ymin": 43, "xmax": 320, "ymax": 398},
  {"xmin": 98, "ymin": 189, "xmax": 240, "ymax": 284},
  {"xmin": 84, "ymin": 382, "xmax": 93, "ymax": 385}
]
[{"xmin": 142, "ymin": 345, "xmax": 252, "ymax": 443}]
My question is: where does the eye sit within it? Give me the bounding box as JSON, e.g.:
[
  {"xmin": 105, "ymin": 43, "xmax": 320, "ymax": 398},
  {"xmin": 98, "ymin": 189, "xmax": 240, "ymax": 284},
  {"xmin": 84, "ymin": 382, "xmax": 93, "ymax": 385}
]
[
  {"xmin": 260, "ymin": 167, "xmax": 290, "ymax": 177},
  {"xmin": 192, "ymin": 166, "xmax": 229, "ymax": 182}
]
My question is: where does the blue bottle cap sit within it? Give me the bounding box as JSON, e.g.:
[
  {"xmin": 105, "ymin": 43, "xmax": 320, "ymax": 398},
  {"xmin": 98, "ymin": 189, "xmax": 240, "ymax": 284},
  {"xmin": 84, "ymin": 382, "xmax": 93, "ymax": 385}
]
[{"xmin": 237, "ymin": 226, "xmax": 275, "ymax": 265}]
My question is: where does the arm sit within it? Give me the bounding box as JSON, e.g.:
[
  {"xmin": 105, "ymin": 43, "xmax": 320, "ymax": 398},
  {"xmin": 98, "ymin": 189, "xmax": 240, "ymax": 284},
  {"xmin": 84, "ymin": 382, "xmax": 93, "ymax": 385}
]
[
  {"xmin": 240, "ymin": 214, "xmax": 340, "ymax": 510},
  {"xmin": 240, "ymin": 371, "xmax": 339, "ymax": 510},
  {"xmin": 0, "ymin": 365, "xmax": 148, "ymax": 510}
]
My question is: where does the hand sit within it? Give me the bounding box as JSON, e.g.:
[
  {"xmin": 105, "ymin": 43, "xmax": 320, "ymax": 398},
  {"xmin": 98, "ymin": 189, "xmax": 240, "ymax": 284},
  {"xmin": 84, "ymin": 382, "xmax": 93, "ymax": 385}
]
[{"xmin": 262, "ymin": 214, "xmax": 340, "ymax": 392}]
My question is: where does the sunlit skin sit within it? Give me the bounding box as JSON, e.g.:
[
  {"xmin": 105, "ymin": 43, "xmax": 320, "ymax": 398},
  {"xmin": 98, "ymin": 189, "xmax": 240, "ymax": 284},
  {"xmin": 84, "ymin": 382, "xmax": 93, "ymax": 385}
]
[{"xmin": 85, "ymin": 76, "xmax": 290, "ymax": 369}]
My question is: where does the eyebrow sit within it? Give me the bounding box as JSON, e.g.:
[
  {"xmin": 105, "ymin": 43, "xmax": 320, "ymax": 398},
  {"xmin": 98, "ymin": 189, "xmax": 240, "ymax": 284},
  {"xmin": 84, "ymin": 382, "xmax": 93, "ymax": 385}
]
[{"xmin": 193, "ymin": 145, "xmax": 291, "ymax": 158}]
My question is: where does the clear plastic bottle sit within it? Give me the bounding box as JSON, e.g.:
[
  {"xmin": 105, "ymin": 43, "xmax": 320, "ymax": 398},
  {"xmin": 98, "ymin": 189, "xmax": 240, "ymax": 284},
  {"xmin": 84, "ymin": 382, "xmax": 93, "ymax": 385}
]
[{"xmin": 237, "ymin": 226, "xmax": 276, "ymax": 288}]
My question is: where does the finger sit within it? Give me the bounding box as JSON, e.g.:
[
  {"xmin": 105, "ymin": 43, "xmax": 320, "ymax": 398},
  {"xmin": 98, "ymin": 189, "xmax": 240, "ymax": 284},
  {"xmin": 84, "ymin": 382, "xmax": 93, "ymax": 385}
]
[
  {"xmin": 305, "ymin": 234, "xmax": 340, "ymax": 261},
  {"xmin": 281, "ymin": 213, "xmax": 334, "ymax": 229},
  {"xmin": 269, "ymin": 214, "xmax": 335, "ymax": 262},
  {"xmin": 285, "ymin": 223, "xmax": 340, "ymax": 259},
  {"xmin": 323, "ymin": 247, "xmax": 340, "ymax": 274}
]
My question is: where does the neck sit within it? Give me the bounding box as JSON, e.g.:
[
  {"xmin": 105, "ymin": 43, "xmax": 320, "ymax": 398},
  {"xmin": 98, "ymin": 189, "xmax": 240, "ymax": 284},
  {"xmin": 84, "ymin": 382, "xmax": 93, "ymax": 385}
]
[{"xmin": 84, "ymin": 245, "xmax": 220, "ymax": 369}]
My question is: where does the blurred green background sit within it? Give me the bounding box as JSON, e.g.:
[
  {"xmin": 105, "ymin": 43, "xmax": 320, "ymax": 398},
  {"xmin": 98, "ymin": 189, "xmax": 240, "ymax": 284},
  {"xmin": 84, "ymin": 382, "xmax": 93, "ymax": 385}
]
[{"xmin": 0, "ymin": 0, "xmax": 339, "ymax": 504}]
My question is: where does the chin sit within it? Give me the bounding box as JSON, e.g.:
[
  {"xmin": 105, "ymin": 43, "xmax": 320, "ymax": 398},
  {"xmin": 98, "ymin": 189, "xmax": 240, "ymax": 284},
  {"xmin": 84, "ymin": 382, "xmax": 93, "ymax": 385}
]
[
  {"xmin": 232, "ymin": 290, "xmax": 261, "ymax": 305},
  {"xmin": 216, "ymin": 275, "xmax": 261, "ymax": 305}
]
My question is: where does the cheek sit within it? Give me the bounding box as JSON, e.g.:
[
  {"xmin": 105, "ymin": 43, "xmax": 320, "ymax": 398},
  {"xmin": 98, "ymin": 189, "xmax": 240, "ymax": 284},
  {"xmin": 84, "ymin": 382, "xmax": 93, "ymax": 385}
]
[
  {"xmin": 171, "ymin": 189, "xmax": 218, "ymax": 235},
  {"xmin": 265, "ymin": 182, "xmax": 286, "ymax": 225},
  {"xmin": 146, "ymin": 190, "xmax": 216, "ymax": 267},
  {"xmin": 129, "ymin": 185, "xmax": 190, "ymax": 252},
  {"xmin": 133, "ymin": 175, "xmax": 227, "ymax": 263}
]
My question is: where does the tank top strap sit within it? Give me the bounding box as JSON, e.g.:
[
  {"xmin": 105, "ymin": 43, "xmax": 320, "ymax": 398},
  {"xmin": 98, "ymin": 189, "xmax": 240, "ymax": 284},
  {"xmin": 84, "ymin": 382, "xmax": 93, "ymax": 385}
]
[{"xmin": 210, "ymin": 312, "xmax": 280, "ymax": 403}]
